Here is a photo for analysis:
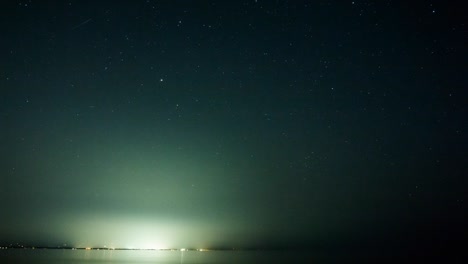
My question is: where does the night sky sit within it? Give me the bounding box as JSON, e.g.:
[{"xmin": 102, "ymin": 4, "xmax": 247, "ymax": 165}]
[{"xmin": 1, "ymin": 0, "xmax": 466, "ymax": 256}]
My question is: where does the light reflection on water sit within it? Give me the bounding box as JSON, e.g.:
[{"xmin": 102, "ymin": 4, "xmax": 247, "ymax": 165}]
[{"xmin": 0, "ymin": 249, "xmax": 315, "ymax": 264}]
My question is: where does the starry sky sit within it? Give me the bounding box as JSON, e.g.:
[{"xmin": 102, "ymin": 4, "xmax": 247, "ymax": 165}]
[{"xmin": 0, "ymin": 0, "xmax": 466, "ymax": 254}]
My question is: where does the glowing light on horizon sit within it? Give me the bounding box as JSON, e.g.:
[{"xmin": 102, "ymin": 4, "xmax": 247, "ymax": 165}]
[{"xmin": 141, "ymin": 245, "xmax": 170, "ymax": 250}]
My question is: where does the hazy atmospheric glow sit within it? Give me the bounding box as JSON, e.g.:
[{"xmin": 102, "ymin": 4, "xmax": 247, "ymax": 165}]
[
  {"xmin": 0, "ymin": 1, "xmax": 466, "ymax": 259},
  {"xmin": 55, "ymin": 214, "xmax": 226, "ymax": 249}
]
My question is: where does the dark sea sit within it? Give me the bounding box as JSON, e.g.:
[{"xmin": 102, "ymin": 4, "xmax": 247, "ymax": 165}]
[
  {"xmin": 3, "ymin": 248, "xmax": 456, "ymax": 263},
  {"xmin": 0, "ymin": 249, "xmax": 318, "ymax": 264}
]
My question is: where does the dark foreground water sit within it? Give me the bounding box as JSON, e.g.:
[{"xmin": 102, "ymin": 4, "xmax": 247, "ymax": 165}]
[
  {"xmin": 0, "ymin": 249, "xmax": 316, "ymax": 264},
  {"xmin": 2, "ymin": 248, "xmax": 461, "ymax": 263}
]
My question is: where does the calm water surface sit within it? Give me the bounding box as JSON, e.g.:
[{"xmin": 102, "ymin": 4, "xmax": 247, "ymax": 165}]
[{"xmin": 0, "ymin": 249, "xmax": 317, "ymax": 264}]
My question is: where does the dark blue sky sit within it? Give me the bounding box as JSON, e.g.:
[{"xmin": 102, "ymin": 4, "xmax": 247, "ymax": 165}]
[{"xmin": 0, "ymin": 0, "xmax": 466, "ymax": 256}]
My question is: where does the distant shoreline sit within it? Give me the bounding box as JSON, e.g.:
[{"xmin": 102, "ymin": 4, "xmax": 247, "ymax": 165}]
[{"xmin": 0, "ymin": 246, "xmax": 297, "ymax": 251}]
